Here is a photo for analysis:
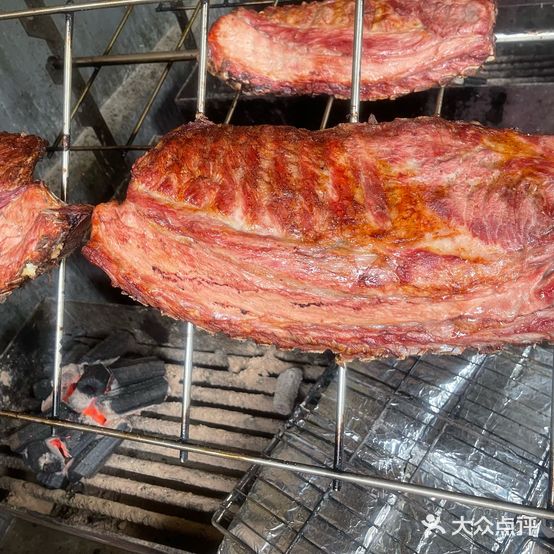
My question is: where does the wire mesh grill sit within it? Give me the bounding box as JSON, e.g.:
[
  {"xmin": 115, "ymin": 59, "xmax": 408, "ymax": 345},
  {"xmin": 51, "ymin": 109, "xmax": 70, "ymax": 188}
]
[{"xmin": 215, "ymin": 347, "xmax": 554, "ymax": 553}]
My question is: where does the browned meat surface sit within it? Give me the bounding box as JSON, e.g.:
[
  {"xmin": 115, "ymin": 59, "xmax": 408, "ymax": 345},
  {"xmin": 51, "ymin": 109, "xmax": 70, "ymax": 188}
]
[
  {"xmin": 208, "ymin": 0, "xmax": 496, "ymax": 100},
  {"xmin": 0, "ymin": 132, "xmax": 91, "ymax": 298},
  {"xmin": 83, "ymin": 117, "xmax": 554, "ymax": 360}
]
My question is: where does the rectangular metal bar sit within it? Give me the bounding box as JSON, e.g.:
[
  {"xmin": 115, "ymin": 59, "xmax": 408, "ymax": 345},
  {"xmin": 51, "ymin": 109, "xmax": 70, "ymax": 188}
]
[
  {"xmin": 51, "ymin": 10, "xmax": 74, "ymax": 428},
  {"xmin": 0, "ymin": 0, "xmax": 159, "ymax": 20},
  {"xmin": 319, "ymin": 96, "xmax": 334, "ymax": 130},
  {"xmin": 180, "ymin": 322, "xmax": 194, "ymax": 462},
  {"xmin": 3, "ymin": 408, "xmax": 554, "ymax": 521},
  {"xmin": 196, "ymin": 0, "xmax": 210, "ymax": 117},
  {"xmin": 331, "ymin": 0, "xmax": 364, "ymax": 489},
  {"xmin": 332, "ymin": 363, "xmax": 347, "ymax": 491},
  {"xmin": 434, "ymin": 85, "xmax": 445, "ymax": 116},
  {"xmin": 179, "ymin": 0, "xmax": 210, "ymax": 462},
  {"xmin": 47, "ymin": 144, "xmax": 152, "ymax": 152},
  {"xmin": 495, "ymin": 31, "xmax": 554, "ymax": 43},
  {"xmin": 223, "ymin": 88, "xmax": 241, "ymax": 124},
  {"xmin": 348, "ymin": 0, "xmax": 364, "ymax": 123},
  {"xmin": 52, "ymin": 50, "xmax": 197, "ymax": 68}
]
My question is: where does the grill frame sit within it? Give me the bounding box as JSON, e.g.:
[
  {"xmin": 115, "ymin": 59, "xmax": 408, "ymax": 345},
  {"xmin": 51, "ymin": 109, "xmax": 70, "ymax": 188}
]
[{"xmin": 0, "ymin": 0, "xmax": 553, "ymax": 550}]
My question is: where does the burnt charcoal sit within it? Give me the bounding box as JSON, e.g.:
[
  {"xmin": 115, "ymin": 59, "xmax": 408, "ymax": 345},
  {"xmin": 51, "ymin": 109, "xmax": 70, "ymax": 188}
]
[
  {"xmin": 22, "ymin": 440, "xmax": 64, "ymax": 474},
  {"xmin": 110, "ymin": 357, "xmax": 165, "ymax": 387},
  {"xmin": 77, "ymin": 364, "xmax": 111, "ymax": 394},
  {"xmin": 37, "ymin": 470, "xmax": 66, "ymax": 489},
  {"xmin": 80, "ymin": 330, "xmax": 135, "ymax": 363},
  {"xmin": 33, "ymin": 378, "xmax": 52, "ymax": 401},
  {"xmin": 97, "ymin": 376, "xmax": 168, "ymax": 415},
  {"xmin": 8, "ymin": 423, "xmax": 51, "ymax": 452},
  {"xmin": 68, "ymin": 422, "xmax": 129, "ymax": 481},
  {"xmin": 61, "ymin": 429, "xmax": 97, "ymax": 459},
  {"xmin": 62, "ymin": 340, "xmax": 94, "ymax": 365}
]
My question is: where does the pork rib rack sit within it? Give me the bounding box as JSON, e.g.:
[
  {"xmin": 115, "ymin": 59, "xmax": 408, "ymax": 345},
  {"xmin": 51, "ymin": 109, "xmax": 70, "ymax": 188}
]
[
  {"xmin": 207, "ymin": 0, "xmax": 496, "ymax": 100},
  {"xmin": 0, "ymin": 132, "xmax": 91, "ymax": 298},
  {"xmin": 83, "ymin": 117, "xmax": 554, "ymax": 360}
]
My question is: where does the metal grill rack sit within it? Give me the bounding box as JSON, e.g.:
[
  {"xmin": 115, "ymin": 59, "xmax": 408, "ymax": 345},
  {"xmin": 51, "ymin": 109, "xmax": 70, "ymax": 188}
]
[{"xmin": 0, "ymin": 0, "xmax": 553, "ymax": 549}]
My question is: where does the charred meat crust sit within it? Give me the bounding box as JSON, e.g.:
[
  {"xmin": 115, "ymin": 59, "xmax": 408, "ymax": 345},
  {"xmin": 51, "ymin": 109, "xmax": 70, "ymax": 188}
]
[{"xmin": 83, "ymin": 117, "xmax": 554, "ymax": 361}]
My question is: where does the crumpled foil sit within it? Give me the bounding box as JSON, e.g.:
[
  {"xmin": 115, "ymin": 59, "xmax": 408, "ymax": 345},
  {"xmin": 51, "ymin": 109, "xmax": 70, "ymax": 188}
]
[{"xmin": 216, "ymin": 346, "xmax": 553, "ymax": 553}]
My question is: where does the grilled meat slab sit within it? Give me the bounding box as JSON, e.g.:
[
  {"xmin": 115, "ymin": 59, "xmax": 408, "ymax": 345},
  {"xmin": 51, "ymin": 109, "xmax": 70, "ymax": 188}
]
[
  {"xmin": 0, "ymin": 132, "xmax": 91, "ymax": 298},
  {"xmin": 83, "ymin": 117, "xmax": 554, "ymax": 360},
  {"xmin": 207, "ymin": 0, "xmax": 496, "ymax": 100}
]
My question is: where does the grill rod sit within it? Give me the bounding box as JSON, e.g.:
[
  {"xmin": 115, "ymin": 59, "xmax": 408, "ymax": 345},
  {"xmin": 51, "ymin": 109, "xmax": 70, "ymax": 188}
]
[
  {"xmin": 51, "ymin": 50, "xmax": 197, "ymax": 68},
  {"xmin": 179, "ymin": 0, "xmax": 210, "ymax": 464},
  {"xmin": 51, "ymin": 6, "xmax": 74, "ymax": 434},
  {"xmin": 331, "ymin": 0, "xmax": 365, "ymax": 492},
  {"xmin": 2, "ymin": 0, "xmax": 554, "ymax": 35},
  {"xmin": 2, "ymin": 408, "xmax": 554, "ymax": 521}
]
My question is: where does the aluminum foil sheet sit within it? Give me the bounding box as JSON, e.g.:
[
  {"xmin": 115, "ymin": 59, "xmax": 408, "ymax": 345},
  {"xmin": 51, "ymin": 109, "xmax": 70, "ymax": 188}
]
[{"xmin": 215, "ymin": 346, "xmax": 554, "ymax": 553}]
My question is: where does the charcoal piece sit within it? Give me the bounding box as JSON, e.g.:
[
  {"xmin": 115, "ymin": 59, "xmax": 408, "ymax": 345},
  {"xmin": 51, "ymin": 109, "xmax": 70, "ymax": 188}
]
[
  {"xmin": 8, "ymin": 423, "xmax": 50, "ymax": 452},
  {"xmin": 23, "ymin": 440, "xmax": 64, "ymax": 474},
  {"xmin": 61, "ymin": 429, "xmax": 97, "ymax": 459},
  {"xmin": 97, "ymin": 376, "xmax": 168, "ymax": 415},
  {"xmin": 62, "ymin": 340, "xmax": 93, "ymax": 365},
  {"xmin": 110, "ymin": 357, "xmax": 165, "ymax": 387},
  {"xmin": 66, "ymin": 364, "xmax": 111, "ymax": 413},
  {"xmin": 77, "ymin": 364, "xmax": 111, "ymax": 394},
  {"xmin": 68, "ymin": 422, "xmax": 129, "ymax": 481},
  {"xmin": 273, "ymin": 367, "xmax": 303, "ymax": 416},
  {"xmin": 33, "ymin": 378, "xmax": 52, "ymax": 401},
  {"xmin": 37, "ymin": 470, "xmax": 66, "ymax": 489},
  {"xmin": 80, "ymin": 330, "xmax": 135, "ymax": 363}
]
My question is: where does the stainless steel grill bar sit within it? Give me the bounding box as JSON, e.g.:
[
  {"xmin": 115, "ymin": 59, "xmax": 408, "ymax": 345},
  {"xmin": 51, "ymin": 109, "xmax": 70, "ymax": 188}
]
[
  {"xmin": 179, "ymin": 0, "xmax": 210, "ymax": 464},
  {"xmin": 50, "ymin": 6, "xmax": 133, "ymax": 153},
  {"xmin": 348, "ymin": 0, "xmax": 364, "ymax": 124},
  {"xmin": 180, "ymin": 321, "xmax": 194, "ymax": 463},
  {"xmin": 158, "ymin": 0, "xmax": 298, "ymax": 9},
  {"xmin": 54, "ymin": 50, "xmax": 198, "ymax": 68},
  {"xmin": 2, "ymin": 408, "xmax": 554, "ymax": 520},
  {"xmin": 496, "ymin": 31, "xmax": 554, "ymax": 43},
  {"xmin": 332, "ymin": 362, "xmax": 347, "ymax": 491},
  {"xmin": 224, "ymin": 88, "xmax": 241, "ymax": 125},
  {"xmin": 331, "ymin": 0, "xmax": 364, "ymax": 491},
  {"xmin": 196, "ymin": 0, "xmax": 210, "ymax": 117},
  {"xmin": 320, "ymin": 96, "xmax": 334, "ymax": 130},
  {"xmin": 434, "ymin": 85, "xmax": 445, "ymax": 116},
  {"xmin": 2, "ymin": 0, "xmax": 554, "ymax": 27},
  {"xmin": 47, "ymin": 144, "xmax": 152, "ymax": 152},
  {"xmin": 51, "ymin": 9, "xmax": 74, "ymax": 431},
  {"xmin": 0, "ymin": 0, "xmax": 160, "ymax": 20}
]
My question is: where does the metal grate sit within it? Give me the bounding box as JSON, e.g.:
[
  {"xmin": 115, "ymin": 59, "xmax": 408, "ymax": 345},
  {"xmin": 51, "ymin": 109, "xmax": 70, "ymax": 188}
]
[
  {"xmin": 214, "ymin": 346, "xmax": 554, "ymax": 552},
  {"xmin": 0, "ymin": 300, "xmax": 329, "ymax": 551},
  {"xmin": 0, "ymin": 0, "xmax": 552, "ymax": 551}
]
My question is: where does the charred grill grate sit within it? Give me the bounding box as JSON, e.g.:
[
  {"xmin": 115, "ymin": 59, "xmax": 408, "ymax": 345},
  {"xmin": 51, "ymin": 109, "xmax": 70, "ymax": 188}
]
[{"xmin": 0, "ymin": 300, "xmax": 329, "ymax": 552}]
